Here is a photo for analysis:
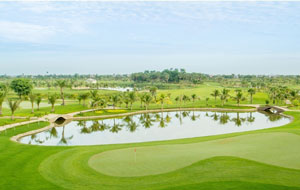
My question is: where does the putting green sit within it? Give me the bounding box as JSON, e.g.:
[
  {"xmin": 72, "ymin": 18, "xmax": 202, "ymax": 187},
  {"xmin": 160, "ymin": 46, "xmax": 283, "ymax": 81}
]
[{"xmin": 88, "ymin": 132, "xmax": 300, "ymax": 177}]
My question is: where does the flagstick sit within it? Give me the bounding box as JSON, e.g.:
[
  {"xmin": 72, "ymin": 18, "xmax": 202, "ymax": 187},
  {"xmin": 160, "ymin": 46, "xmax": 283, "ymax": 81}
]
[{"xmin": 134, "ymin": 148, "xmax": 136, "ymax": 163}]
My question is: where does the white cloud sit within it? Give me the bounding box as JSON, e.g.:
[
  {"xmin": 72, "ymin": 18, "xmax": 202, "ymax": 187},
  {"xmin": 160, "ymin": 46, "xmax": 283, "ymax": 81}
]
[{"xmin": 0, "ymin": 21, "xmax": 56, "ymax": 43}]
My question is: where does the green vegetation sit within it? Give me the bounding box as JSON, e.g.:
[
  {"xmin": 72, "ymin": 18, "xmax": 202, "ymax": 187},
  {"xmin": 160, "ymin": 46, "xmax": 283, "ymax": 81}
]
[
  {"xmin": 0, "ymin": 112, "xmax": 300, "ymax": 190},
  {"xmin": 0, "ymin": 118, "xmax": 28, "ymax": 126},
  {"xmin": 2, "ymin": 69, "xmax": 300, "ymax": 188}
]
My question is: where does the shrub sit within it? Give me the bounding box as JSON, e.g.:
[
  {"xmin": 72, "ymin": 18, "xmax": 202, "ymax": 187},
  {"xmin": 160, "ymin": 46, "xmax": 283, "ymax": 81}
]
[
  {"xmin": 265, "ymin": 100, "xmax": 270, "ymax": 105},
  {"xmin": 292, "ymin": 100, "xmax": 299, "ymax": 107}
]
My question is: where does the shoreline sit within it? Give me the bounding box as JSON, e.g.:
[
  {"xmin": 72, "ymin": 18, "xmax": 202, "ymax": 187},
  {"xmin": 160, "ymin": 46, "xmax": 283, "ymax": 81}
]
[{"xmin": 9, "ymin": 106, "xmax": 258, "ymax": 143}]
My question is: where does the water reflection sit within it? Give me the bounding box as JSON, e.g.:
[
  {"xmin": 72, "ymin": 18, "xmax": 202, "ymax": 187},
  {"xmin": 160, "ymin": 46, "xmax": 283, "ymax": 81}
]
[{"xmin": 19, "ymin": 111, "xmax": 291, "ymax": 146}]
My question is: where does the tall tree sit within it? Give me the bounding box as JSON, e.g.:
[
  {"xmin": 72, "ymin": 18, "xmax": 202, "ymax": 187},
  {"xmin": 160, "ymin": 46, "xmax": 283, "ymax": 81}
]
[
  {"xmin": 138, "ymin": 93, "xmax": 146, "ymax": 108},
  {"xmin": 182, "ymin": 95, "xmax": 190, "ymax": 105},
  {"xmin": 128, "ymin": 92, "xmax": 137, "ymax": 110},
  {"xmin": 143, "ymin": 93, "xmax": 153, "ymax": 110},
  {"xmin": 205, "ymin": 97, "xmax": 209, "ymax": 106},
  {"xmin": 220, "ymin": 88, "xmax": 230, "ymax": 106},
  {"xmin": 191, "ymin": 94, "xmax": 198, "ymax": 102},
  {"xmin": 29, "ymin": 93, "xmax": 36, "ymax": 113},
  {"xmin": 48, "ymin": 94, "xmax": 58, "ymax": 112},
  {"xmin": 210, "ymin": 89, "xmax": 220, "ymax": 104},
  {"xmin": 56, "ymin": 80, "xmax": 67, "ymax": 106},
  {"xmin": 175, "ymin": 95, "xmax": 183, "ymax": 108},
  {"xmin": 234, "ymin": 90, "xmax": 245, "ymax": 106},
  {"xmin": 7, "ymin": 99, "xmax": 21, "ymax": 120},
  {"xmin": 79, "ymin": 93, "xmax": 90, "ymax": 106},
  {"xmin": 35, "ymin": 94, "xmax": 42, "ymax": 111},
  {"xmin": 0, "ymin": 90, "xmax": 7, "ymax": 116},
  {"xmin": 157, "ymin": 93, "xmax": 168, "ymax": 110},
  {"xmin": 248, "ymin": 88, "xmax": 256, "ymax": 104},
  {"xmin": 149, "ymin": 86, "xmax": 158, "ymax": 101},
  {"xmin": 110, "ymin": 95, "xmax": 121, "ymax": 109},
  {"xmin": 10, "ymin": 79, "xmax": 32, "ymax": 98}
]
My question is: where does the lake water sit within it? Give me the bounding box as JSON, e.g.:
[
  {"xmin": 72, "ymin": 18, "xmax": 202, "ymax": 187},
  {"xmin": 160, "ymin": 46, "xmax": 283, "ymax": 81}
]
[{"xmin": 19, "ymin": 111, "xmax": 290, "ymax": 146}]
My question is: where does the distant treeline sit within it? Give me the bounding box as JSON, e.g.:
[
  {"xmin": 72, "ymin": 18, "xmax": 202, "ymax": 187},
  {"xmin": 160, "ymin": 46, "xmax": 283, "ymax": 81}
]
[{"xmin": 2, "ymin": 68, "xmax": 300, "ymax": 90}]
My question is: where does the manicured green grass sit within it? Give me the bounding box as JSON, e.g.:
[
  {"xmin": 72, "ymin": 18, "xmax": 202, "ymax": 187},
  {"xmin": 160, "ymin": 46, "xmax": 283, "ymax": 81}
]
[
  {"xmin": 89, "ymin": 132, "xmax": 300, "ymax": 177},
  {"xmin": 1, "ymin": 103, "xmax": 89, "ymax": 117},
  {"xmin": 1, "ymin": 112, "xmax": 300, "ymax": 190},
  {"xmin": 0, "ymin": 118, "xmax": 28, "ymax": 126}
]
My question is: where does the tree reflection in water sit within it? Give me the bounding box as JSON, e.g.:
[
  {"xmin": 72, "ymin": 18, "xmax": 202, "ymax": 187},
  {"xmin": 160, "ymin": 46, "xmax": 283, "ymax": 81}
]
[
  {"xmin": 219, "ymin": 113, "xmax": 230, "ymax": 125},
  {"xmin": 58, "ymin": 126, "xmax": 73, "ymax": 145},
  {"xmin": 110, "ymin": 119, "xmax": 123, "ymax": 133},
  {"xmin": 141, "ymin": 114, "xmax": 155, "ymax": 129},
  {"xmin": 247, "ymin": 112, "xmax": 255, "ymax": 123},
  {"xmin": 17, "ymin": 110, "xmax": 292, "ymax": 145},
  {"xmin": 190, "ymin": 110, "xmax": 200, "ymax": 121}
]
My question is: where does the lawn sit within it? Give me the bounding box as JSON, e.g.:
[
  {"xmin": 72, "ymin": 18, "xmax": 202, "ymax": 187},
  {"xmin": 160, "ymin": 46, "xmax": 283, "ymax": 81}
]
[
  {"xmin": 0, "ymin": 118, "xmax": 28, "ymax": 126},
  {"xmin": 1, "ymin": 111, "xmax": 300, "ymax": 190}
]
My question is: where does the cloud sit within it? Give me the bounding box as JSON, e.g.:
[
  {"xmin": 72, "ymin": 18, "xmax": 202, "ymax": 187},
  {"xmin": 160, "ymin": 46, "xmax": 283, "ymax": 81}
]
[{"xmin": 0, "ymin": 21, "xmax": 56, "ymax": 43}]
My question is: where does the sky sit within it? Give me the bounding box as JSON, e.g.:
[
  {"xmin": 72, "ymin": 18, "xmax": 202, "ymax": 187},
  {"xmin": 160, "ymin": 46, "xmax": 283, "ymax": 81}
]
[{"xmin": 1, "ymin": 1, "xmax": 300, "ymax": 75}]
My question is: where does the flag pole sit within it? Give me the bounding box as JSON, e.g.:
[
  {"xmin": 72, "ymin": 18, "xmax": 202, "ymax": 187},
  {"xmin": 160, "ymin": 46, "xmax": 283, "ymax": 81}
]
[{"xmin": 134, "ymin": 148, "xmax": 136, "ymax": 162}]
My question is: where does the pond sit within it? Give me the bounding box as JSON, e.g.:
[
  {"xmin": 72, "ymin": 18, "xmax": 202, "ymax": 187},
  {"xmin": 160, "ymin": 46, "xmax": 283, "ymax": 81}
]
[
  {"xmin": 98, "ymin": 87, "xmax": 134, "ymax": 92},
  {"xmin": 19, "ymin": 111, "xmax": 290, "ymax": 146}
]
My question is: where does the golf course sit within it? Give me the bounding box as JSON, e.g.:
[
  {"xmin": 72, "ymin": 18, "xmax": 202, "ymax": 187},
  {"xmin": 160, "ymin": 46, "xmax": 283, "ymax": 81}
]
[{"xmin": 1, "ymin": 107, "xmax": 300, "ymax": 189}]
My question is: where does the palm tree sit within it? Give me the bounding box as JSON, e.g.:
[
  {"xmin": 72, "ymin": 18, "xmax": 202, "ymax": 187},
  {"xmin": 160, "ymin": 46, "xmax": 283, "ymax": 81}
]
[
  {"xmin": 138, "ymin": 93, "xmax": 146, "ymax": 108},
  {"xmin": 56, "ymin": 80, "xmax": 67, "ymax": 106},
  {"xmin": 48, "ymin": 94, "xmax": 58, "ymax": 112},
  {"xmin": 149, "ymin": 86, "xmax": 158, "ymax": 101},
  {"xmin": 182, "ymin": 95, "xmax": 190, "ymax": 106},
  {"xmin": 111, "ymin": 95, "xmax": 121, "ymax": 109},
  {"xmin": 90, "ymin": 90, "xmax": 100, "ymax": 107},
  {"xmin": 128, "ymin": 91, "xmax": 137, "ymax": 110},
  {"xmin": 157, "ymin": 93, "xmax": 168, "ymax": 110},
  {"xmin": 7, "ymin": 99, "xmax": 21, "ymax": 120},
  {"xmin": 122, "ymin": 93, "xmax": 130, "ymax": 108},
  {"xmin": 143, "ymin": 93, "xmax": 153, "ymax": 110},
  {"xmin": 79, "ymin": 93, "xmax": 90, "ymax": 106},
  {"xmin": 220, "ymin": 88, "xmax": 230, "ymax": 106},
  {"xmin": 248, "ymin": 88, "xmax": 256, "ymax": 104},
  {"xmin": 234, "ymin": 90, "xmax": 245, "ymax": 106},
  {"xmin": 211, "ymin": 89, "xmax": 220, "ymax": 104},
  {"xmin": 35, "ymin": 94, "xmax": 42, "ymax": 111},
  {"xmin": 205, "ymin": 97, "xmax": 209, "ymax": 106},
  {"xmin": 175, "ymin": 95, "xmax": 183, "ymax": 108},
  {"xmin": 191, "ymin": 94, "xmax": 197, "ymax": 102},
  {"xmin": 0, "ymin": 90, "xmax": 7, "ymax": 116},
  {"xmin": 29, "ymin": 93, "xmax": 36, "ymax": 113}
]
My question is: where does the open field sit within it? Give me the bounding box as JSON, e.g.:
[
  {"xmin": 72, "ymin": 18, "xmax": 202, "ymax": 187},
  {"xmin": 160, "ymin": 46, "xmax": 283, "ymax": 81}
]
[{"xmin": 0, "ymin": 111, "xmax": 300, "ymax": 190}]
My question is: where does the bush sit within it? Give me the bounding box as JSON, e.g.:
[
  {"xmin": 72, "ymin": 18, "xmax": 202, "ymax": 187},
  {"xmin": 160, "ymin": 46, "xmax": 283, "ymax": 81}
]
[
  {"xmin": 292, "ymin": 100, "xmax": 299, "ymax": 107},
  {"xmin": 265, "ymin": 100, "xmax": 270, "ymax": 105}
]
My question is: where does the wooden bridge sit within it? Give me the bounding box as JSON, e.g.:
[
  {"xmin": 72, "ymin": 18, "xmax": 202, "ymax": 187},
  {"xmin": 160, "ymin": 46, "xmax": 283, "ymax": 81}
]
[{"xmin": 257, "ymin": 106, "xmax": 287, "ymax": 114}]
